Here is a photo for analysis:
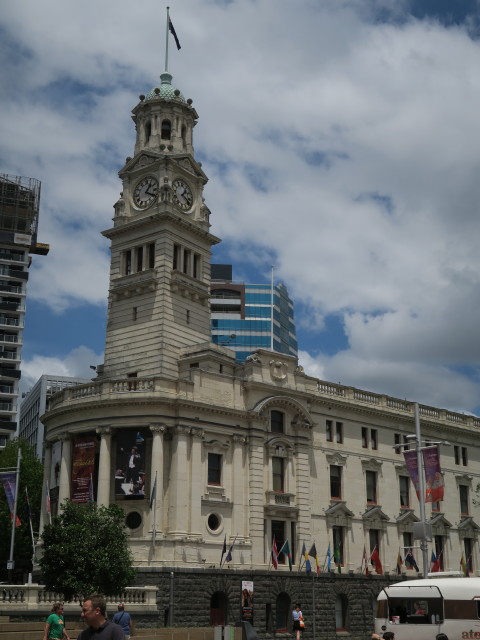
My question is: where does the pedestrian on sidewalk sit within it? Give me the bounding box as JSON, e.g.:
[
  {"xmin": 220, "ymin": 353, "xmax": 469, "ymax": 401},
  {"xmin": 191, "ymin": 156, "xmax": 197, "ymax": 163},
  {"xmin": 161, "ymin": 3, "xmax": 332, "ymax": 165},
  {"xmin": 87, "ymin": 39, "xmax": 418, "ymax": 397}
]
[
  {"xmin": 44, "ymin": 602, "xmax": 70, "ymax": 640},
  {"xmin": 112, "ymin": 603, "xmax": 133, "ymax": 639}
]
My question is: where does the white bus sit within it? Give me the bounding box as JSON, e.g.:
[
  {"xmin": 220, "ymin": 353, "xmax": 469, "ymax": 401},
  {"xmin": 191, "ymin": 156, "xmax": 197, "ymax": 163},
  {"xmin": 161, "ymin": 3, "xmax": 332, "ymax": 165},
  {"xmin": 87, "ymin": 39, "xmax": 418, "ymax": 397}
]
[{"xmin": 375, "ymin": 575, "xmax": 480, "ymax": 640}]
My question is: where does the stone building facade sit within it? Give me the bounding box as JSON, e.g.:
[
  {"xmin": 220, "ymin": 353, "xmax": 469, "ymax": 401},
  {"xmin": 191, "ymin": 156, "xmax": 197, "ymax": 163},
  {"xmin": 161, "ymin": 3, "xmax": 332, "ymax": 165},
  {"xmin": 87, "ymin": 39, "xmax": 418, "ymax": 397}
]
[{"xmin": 39, "ymin": 68, "xmax": 480, "ymax": 637}]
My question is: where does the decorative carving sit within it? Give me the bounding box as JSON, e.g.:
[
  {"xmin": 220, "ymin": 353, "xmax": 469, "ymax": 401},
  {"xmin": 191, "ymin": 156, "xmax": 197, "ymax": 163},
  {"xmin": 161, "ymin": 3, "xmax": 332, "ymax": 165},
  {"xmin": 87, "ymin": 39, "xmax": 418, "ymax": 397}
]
[
  {"xmin": 294, "ymin": 365, "xmax": 304, "ymax": 374},
  {"xmin": 326, "ymin": 452, "xmax": 347, "ymax": 466},
  {"xmin": 232, "ymin": 435, "xmax": 247, "ymax": 446},
  {"xmin": 270, "ymin": 359, "xmax": 288, "ymax": 381},
  {"xmin": 150, "ymin": 424, "xmax": 167, "ymax": 435},
  {"xmin": 245, "ymin": 354, "xmax": 261, "ymax": 363},
  {"xmin": 361, "ymin": 458, "xmax": 383, "ymax": 471},
  {"xmin": 96, "ymin": 427, "xmax": 112, "ymax": 437}
]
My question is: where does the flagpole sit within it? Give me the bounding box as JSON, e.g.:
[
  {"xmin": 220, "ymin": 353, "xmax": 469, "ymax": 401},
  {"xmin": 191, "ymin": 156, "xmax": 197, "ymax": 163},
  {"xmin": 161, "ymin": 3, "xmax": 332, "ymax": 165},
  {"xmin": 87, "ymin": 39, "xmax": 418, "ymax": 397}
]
[
  {"xmin": 7, "ymin": 447, "xmax": 21, "ymax": 582},
  {"xmin": 151, "ymin": 471, "xmax": 157, "ymax": 546},
  {"xmin": 25, "ymin": 487, "xmax": 35, "ymax": 580},
  {"xmin": 414, "ymin": 403, "xmax": 429, "ymax": 578},
  {"xmin": 165, "ymin": 7, "xmax": 170, "ymax": 72}
]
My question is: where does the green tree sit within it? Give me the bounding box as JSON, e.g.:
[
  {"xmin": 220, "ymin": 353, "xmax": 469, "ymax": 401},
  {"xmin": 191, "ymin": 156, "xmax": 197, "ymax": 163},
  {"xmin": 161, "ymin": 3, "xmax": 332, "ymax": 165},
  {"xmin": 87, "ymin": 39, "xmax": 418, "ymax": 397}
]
[
  {"xmin": 39, "ymin": 500, "xmax": 136, "ymax": 600},
  {"xmin": 0, "ymin": 438, "xmax": 43, "ymax": 581}
]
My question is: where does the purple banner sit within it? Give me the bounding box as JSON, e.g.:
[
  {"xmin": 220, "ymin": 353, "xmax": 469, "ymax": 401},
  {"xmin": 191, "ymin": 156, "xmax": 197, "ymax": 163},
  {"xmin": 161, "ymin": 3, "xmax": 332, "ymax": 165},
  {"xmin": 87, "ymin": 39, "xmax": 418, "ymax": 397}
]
[
  {"xmin": 403, "ymin": 450, "xmax": 420, "ymax": 499},
  {"xmin": 422, "ymin": 446, "xmax": 444, "ymax": 503},
  {"xmin": 0, "ymin": 472, "xmax": 20, "ymax": 526}
]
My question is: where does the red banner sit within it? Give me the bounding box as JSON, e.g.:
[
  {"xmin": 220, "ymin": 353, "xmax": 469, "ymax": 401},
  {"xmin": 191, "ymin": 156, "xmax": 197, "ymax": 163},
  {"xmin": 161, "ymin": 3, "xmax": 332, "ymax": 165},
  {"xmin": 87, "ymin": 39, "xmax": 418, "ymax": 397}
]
[
  {"xmin": 422, "ymin": 446, "xmax": 444, "ymax": 502},
  {"xmin": 71, "ymin": 437, "xmax": 96, "ymax": 503}
]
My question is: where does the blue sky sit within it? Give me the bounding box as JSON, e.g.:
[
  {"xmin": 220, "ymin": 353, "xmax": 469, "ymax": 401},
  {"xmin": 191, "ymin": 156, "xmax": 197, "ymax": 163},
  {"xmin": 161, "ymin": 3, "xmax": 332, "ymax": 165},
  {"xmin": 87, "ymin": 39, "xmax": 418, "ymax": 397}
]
[{"xmin": 2, "ymin": 0, "xmax": 480, "ymax": 415}]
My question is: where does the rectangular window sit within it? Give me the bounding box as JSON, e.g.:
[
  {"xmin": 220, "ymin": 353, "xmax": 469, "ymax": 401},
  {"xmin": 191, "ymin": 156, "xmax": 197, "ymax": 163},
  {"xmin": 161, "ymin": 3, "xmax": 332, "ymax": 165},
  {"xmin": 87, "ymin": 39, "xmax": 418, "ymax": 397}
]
[
  {"xmin": 366, "ymin": 470, "xmax": 377, "ymax": 504},
  {"xmin": 434, "ymin": 535, "xmax": 444, "ymax": 571},
  {"xmin": 326, "ymin": 420, "xmax": 333, "ymax": 442},
  {"xmin": 272, "ymin": 457, "xmax": 284, "ymax": 492},
  {"xmin": 465, "ymin": 538, "xmax": 474, "ymax": 573},
  {"xmin": 271, "ymin": 410, "xmax": 284, "ymax": 433},
  {"xmin": 432, "ymin": 500, "xmax": 441, "ymax": 512},
  {"xmin": 462, "ymin": 447, "xmax": 468, "ymax": 466},
  {"xmin": 124, "ymin": 249, "xmax": 132, "ymax": 275},
  {"xmin": 330, "ymin": 465, "xmax": 342, "ymax": 499},
  {"xmin": 272, "ymin": 520, "xmax": 285, "ymax": 564},
  {"xmin": 369, "ymin": 528, "xmax": 380, "ymax": 554},
  {"xmin": 207, "ymin": 453, "xmax": 222, "ymax": 485},
  {"xmin": 362, "ymin": 427, "xmax": 368, "ymax": 448},
  {"xmin": 183, "ymin": 249, "xmax": 191, "ymax": 275},
  {"xmin": 454, "ymin": 446, "xmax": 460, "ymax": 465},
  {"xmin": 394, "ymin": 433, "xmax": 401, "ymax": 454},
  {"xmin": 371, "ymin": 429, "xmax": 378, "ymax": 450},
  {"xmin": 193, "ymin": 253, "xmax": 200, "ymax": 279},
  {"xmin": 148, "ymin": 242, "xmax": 155, "ymax": 269},
  {"xmin": 336, "ymin": 422, "xmax": 343, "ymax": 444},
  {"xmin": 332, "ymin": 526, "xmax": 344, "ymax": 565},
  {"xmin": 136, "ymin": 246, "xmax": 143, "ymax": 272},
  {"xmin": 173, "ymin": 243, "xmax": 180, "ymax": 270},
  {"xmin": 460, "ymin": 485, "xmax": 469, "ymax": 515},
  {"xmin": 399, "ymin": 476, "xmax": 410, "ymax": 508},
  {"xmin": 403, "ymin": 531, "xmax": 413, "ymax": 549},
  {"xmin": 403, "ymin": 435, "xmax": 410, "ymax": 451}
]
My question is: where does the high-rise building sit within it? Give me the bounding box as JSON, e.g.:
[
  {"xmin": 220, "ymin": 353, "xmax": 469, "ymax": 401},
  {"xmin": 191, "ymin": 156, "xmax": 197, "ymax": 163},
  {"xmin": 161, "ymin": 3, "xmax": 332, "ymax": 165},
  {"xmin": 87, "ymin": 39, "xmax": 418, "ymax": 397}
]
[
  {"xmin": 210, "ymin": 264, "xmax": 298, "ymax": 362},
  {"xmin": 18, "ymin": 375, "xmax": 91, "ymax": 459},
  {"xmin": 0, "ymin": 175, "xmax": 48, "ymax": 448}
]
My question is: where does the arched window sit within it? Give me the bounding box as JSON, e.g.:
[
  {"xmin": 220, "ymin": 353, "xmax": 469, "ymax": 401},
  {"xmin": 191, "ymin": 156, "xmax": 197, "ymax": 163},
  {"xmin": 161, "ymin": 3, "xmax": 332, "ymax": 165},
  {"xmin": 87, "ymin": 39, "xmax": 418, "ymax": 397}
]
[
  {"xmin": 145, "ymin": 120, "xmax": 152, "ymax": 143},
  {"xmin": 161, "ymin": 119, "xmax": 172, "ymax": 140},
  {"xmin": 210, "ymin": 591, "xmax": 228, "ymax": 626},
  {"xmin": 275, "ymin": 592, "xmax": 290, "ymax": 632},
  {"xmin": 335, "ymin": 594, "xmax": 348, "ymax": 631}
]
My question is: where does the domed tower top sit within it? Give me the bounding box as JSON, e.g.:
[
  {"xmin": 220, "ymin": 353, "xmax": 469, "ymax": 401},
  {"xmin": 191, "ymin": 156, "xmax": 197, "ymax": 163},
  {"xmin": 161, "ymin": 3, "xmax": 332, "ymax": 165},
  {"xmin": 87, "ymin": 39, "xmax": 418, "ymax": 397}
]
[{"xmin": 131, "ymin": 71, "xmax": 198, "ymax": 157}]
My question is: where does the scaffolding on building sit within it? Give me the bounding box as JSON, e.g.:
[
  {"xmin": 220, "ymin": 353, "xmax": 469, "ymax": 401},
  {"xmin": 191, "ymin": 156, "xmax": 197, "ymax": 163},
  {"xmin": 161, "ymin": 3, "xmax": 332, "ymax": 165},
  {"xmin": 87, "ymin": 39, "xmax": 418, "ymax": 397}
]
[{"xmin": 0, "ymin": 174, "xmax": 41, "ymax": 237}]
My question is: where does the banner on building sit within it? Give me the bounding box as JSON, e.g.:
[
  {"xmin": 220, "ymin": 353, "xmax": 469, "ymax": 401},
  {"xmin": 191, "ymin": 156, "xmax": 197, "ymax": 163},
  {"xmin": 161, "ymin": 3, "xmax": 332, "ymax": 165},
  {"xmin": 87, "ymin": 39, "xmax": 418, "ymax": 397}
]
[
  {"xmin": 422, "ymin": 446, "xmax": 444, "ymax": 502},
  {"xmin": 71, "ymin": 436, "xmax": 96, "ymax": 503},
  {"xmin": 0, "ymin": 471, "xmax": 21, "ymax": 526},
  {"xmin": 241, "ymin": 580, "xmax": 254, "ymax": 622},
  {"xmin": 115, "ymin": 429, "xmax": 147, "ymax": 498},
  {"xmin": 403, "ymin": 450, "xmax": 420, "ymax": 500}
]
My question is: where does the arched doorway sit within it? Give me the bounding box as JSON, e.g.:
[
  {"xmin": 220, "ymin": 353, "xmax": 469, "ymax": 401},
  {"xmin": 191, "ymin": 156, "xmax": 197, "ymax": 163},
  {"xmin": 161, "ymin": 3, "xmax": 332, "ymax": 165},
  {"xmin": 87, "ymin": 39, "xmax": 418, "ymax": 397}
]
[
  {"xmin": 210, "ymin": 591, "xmax": 228, "ymax": 626},
  {"xmin": 275, "ymin": 592, "xmax": 291, "ymax": 632}
]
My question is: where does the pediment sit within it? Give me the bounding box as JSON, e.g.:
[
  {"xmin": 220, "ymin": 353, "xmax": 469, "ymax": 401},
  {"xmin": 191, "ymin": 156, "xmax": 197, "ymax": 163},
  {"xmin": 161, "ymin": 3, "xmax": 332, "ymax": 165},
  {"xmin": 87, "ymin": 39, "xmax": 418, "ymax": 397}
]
[
  {"xmin": 395, "ymin": 509, "xmax": 420, "ymax": 524},
  {"xmin": 324, "ymin": 501, "xmax": 354, "ymax": 518},
  {"xmin": 458, "ymin": 516, "xmax": 480, "ymax": 531},
  {"xmin": 362, "ymin": 506, "xmax": 390, "ymax": 521},
  {"xmin": 120, "ymin": 152, "xmax": 160, "ymax": 174},
  {"xmin": 253, "ymin": 395, "xmax": 313, "ymax": 430},
  {"xmin": 429, "ymin": 513, "xmax": 452, "ymax": 529},
  {"xmin": 361, "ymin": 457, "xmax": 383, "ymax": 471},
  {"xmin": 326, "ymin": 452, "xmax": 347, "ymax": 466}
]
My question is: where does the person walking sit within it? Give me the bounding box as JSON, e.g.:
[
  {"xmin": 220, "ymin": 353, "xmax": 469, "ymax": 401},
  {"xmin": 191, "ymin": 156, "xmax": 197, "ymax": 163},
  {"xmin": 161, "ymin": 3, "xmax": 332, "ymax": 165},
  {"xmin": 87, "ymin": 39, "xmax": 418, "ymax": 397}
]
[
  {"xmin": 78, "ymin": 594, "xmax": 125, "ymax": 639},
  {"xmin": 44, "ymin": 602, "xmax": 70, "ymax": 640},
  {"xmin": 292, "ymin": 604, "xmax": 304, "ymax": 640},
  {"xmin": 112, "ymin": 603, "xmax": 133, "ymax": 639}
]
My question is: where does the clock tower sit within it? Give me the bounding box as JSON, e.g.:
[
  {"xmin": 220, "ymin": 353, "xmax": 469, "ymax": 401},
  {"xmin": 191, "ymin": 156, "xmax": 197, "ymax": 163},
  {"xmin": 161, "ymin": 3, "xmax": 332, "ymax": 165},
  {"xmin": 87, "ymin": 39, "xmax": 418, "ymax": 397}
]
[{"xmin": 101, "ymin": 72, "xmax": 220, "ymax": 379}]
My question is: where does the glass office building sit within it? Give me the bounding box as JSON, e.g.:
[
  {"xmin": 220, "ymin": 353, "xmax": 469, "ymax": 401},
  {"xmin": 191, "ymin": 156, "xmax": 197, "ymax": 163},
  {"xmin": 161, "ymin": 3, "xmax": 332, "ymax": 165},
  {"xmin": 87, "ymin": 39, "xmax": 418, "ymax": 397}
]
[{"xmin": 211, "ymin": 264, "xmax": 298, "ymax": 362}]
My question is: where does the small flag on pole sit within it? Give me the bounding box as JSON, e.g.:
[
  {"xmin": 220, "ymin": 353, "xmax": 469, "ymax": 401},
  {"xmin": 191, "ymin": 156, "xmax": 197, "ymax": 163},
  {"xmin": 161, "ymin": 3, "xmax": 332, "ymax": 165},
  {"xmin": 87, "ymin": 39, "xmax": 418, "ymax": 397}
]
[
  {"xmin": 0, "ymin": 471, "xmax": 21, "ymax": 526},
  {"xmin": 302, "ymin": 543, "xmax": 311, "ymax": 574},
  {"xmin": 396, "ymin": 550, "xmax": 403, "ymax": 575},
  {"xmin": 225, "ymin": 535, "xmax": 237, "ymax": 564},
  {"xmin": 371, "ymin": 545, "xmax": 383, "ymax": 575},
  {"xmin": 272, "ymin": 537, "xmax": 279, "ymax": 569},
  {"xmin": 149, "ymin": 474, "xmax": 157, "ymax": 509},
  {"xmin": 169, "ymin": 18, "xmax": 181, "ymax": 50},
  {"xmin": 279, "ymin": 539, "xmax": 292, "ymax": 571},
  {"xmin": 362, "ymin": 546, "xmax": 370, "ymax": 576},
  {"xmin": 326, "ymin": 543, "xmax": 331, "ymax": 572},
  {"xmin": 430, "ymin": 550, "xmax": 440, "ymax": 573},
  {"xmin": 334, "ymin": 545, "xmax": 342, "ymax": 574},
  {"xmin": 461, "ymin": 553, "xmax": 467, "ymax": 576},
  {"xmin": 220, "ymin": 534, "xmax": 227, "ymax": 566},
  {"xmin": 309, "ymin": 543, "xmax": 320, "ymax": 575},
  {"xmin": 405, "ymin": 549, "xmax": 419, "ymax": 572}
]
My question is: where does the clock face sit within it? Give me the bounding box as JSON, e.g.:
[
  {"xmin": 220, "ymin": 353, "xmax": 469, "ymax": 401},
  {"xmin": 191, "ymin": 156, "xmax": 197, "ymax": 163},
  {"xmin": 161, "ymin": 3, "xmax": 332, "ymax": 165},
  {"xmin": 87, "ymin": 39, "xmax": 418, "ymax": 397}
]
[
  {"xmin": 172, "ymin": 179, "xmax": 193, "ymax": 211},
  {"xmin": 133, "ymin": 176, "xmax": 158, "ymax": 209}
]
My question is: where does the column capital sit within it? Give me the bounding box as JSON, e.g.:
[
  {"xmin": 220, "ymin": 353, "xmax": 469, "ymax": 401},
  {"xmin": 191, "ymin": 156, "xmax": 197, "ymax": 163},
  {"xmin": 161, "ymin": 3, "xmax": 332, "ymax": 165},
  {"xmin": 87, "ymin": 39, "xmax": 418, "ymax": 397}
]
[
  {"xmin": 43, "ymin": 440, "xmax": 53, "ymax": 451},
  {"xmin": 96, "ymin": 426, "xmax": 112, "ymax": 437},
  {"xmin": 233, "ymin": 435, "xmax": 247, "ymax": 446},
  {"xmin": 176, "ymin": 425, "xmax": 192, "ymax": 437},
  {"xmin": 191, "ymin": 427, "xmax": 204, "ymax": 439},
  {"xmin": 150, "ymin": 423, "xmax": 167, "ymax": 435},
  {"xmin": 58, "ymin": 432, "xmax": 71, "ymax": 443}
]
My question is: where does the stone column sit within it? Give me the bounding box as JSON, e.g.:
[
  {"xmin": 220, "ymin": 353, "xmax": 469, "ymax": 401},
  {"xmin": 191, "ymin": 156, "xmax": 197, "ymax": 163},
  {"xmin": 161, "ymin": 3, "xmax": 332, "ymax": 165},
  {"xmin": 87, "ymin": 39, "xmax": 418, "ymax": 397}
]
[
  {"xmin": 190, "ymin": 428, "xmax": 204, "ymax": 535},
  {"xmin": 248, "ymin": 431, "xmax": 266, "ymax": 565},
  {"xmin": 150, "ymin": 424, "xmax": 166, "ymax": 535},
  {"xmin": 57, "ymin": 433, "xmax": 72, "ymax": 510},
  {"xmin": 231, "ymin": 436, "xmax": 247, "ymax": 539},
  {"xmin": 39, "ymin": 442, "xmax": 52, "ymax": 534},
  {"xmin": 96, "ymin": 427, "xmax": 112, "ymax": 506},
  {"xmin": 167, "ymin": 426, "xmax": 190, "ymax": 536}
]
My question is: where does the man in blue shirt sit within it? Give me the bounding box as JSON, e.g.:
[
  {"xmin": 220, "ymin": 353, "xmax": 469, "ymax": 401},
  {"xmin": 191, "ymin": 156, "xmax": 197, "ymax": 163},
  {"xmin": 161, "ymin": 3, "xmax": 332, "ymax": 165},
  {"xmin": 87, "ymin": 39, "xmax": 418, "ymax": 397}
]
[{"xmin": 112, "ymin": 603, "xmax": 132, "ymax": 640}]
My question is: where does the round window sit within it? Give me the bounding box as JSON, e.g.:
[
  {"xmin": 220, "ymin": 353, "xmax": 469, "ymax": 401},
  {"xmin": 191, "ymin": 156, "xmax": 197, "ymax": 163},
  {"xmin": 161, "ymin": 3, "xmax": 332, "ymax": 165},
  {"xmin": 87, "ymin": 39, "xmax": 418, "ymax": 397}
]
[
  {"xmin": 207, "ymin": 513, "xmax": 221, "ymax": 531},
  {"xmin": 125, "ymin": 511, "xmax": 142, "ymax": 530}
]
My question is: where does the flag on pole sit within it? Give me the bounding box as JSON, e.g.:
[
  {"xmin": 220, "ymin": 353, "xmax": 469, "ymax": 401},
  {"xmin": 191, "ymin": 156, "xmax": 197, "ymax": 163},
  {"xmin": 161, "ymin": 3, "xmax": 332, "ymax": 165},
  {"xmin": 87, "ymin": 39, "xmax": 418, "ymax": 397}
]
[
  {"xmin": 272, "ymin": 537, "xmax": 279, "ymax": 569},
  {"xmin": 169, "ymin": 18, "xmax": 181, "ymax": 50},
  {"xmin": 279, "ymin": 539, "xmax": 292, "ymax": 571},
  {"xmin": 326, "ymin": 543, "xmax": 331, "ymax": 572},
  {"xmin": 371, "ymin": 545, "xmax": 383, "ymax": 575},
  {"xmin": 405, "ymin": 549, "xmax": 419, "ymax": 572},
  {"xmin": 309, "ymin": 543, "xmax": 320, "ymax": 575},
  {"xmin": 25, "ymin": 487, "xmax": 35, "ymax": 552},
  {"xmin": 396, "ymin": 550, "xmax": 403, "ymax": 575},
  {"xmin": 88, "ymin": 474, "xmax": 94, "ymax": 502},
  {"xmin": 302, "ymin": 543, "xmax": 312, "ymax": 574},
  {"xmin": 430, "ymin": 550, "xmax": 440, "ymax": 573},
  {"xmin": 461, "ymin": 553, "xmax": 467, "ymax": 576},
  {"xmin": 220, "ymin": 534, "xmax": 227, "ymax": 566},
  {"xmin": 149, "ymin": 474, "xmax": 157, "ymax": 509},
  {"xmin": 0, "ymin": 472, "xmax": 21, "ymax": 526},
  {"xmin": 361, "ymin": 546, "xmax": 370, "ymax": 576},
  {"xmin": 334, "ymin": 545, "xmax": 342, "ymax": 574},
  {"xmin": 225, "ymin": 535, "xmax": 237, "ymax": 564}
]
